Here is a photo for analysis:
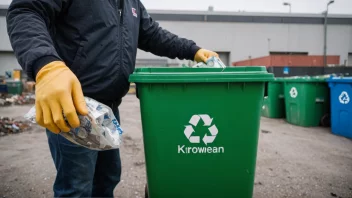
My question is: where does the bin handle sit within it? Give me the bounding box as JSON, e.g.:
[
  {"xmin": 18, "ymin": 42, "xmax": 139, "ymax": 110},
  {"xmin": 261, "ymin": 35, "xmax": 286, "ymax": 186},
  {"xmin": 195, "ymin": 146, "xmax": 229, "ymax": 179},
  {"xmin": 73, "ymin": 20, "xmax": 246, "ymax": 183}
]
[
  {"xmin": 315, "ymin": 98, "xmax": 325, "ymax": 103},
  {"xmin": 278, "ymin": 94, "xmax": 284, "ymax": 99}
]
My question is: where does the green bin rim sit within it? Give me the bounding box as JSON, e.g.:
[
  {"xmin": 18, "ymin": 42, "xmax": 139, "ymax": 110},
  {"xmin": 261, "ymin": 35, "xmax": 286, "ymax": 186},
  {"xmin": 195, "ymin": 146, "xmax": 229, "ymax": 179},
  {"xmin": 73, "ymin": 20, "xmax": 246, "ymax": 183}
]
[
  {"xmin": 129, "ymin": 66, "xmax": 274, "ymax": 83},
  {"xmin": 269, "ymin": 77, "xmax": 286, "ymax": 82},
  {"xmin": 283, "ymin": 76, "xmax": 328, "ymax": 83},
  {"xmin": 6, "ymin": 80, "xmax": 21, "ymax": 83}
]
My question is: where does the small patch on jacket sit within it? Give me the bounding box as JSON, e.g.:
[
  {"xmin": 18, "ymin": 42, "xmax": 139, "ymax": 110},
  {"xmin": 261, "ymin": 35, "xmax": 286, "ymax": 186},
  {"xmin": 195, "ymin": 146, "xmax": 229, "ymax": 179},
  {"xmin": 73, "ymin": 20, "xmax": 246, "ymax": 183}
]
[{"xmin": 132, "ymin": 8, "xmax": 137, "ymax": 17}]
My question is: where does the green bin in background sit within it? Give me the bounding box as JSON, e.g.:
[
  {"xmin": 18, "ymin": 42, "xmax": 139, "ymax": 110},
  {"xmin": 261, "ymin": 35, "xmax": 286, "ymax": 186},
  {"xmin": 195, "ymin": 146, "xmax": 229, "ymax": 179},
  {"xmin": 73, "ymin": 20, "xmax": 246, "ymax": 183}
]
[
  {"xmin": 261, "ymin": 78, "xmax": 286, "ymax": 118},
  {"xmin": 284, "ymin": 76, "xmax": 330, "ymax": 127},
  {"xmin": 129, "ymin": 67, "xmax": 274, "ymax": 198},
  {"xmin": 6, "ymin": 80, "xmax": 23, "ymax": 95}
]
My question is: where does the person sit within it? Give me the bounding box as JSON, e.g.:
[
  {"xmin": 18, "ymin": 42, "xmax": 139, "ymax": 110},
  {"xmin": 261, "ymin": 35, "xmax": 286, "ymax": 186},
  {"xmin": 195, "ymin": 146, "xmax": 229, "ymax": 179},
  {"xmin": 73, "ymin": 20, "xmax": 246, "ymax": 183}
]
[{"xmin": 6, "ymin": 0, "xmax": 219, "ymax": 197}]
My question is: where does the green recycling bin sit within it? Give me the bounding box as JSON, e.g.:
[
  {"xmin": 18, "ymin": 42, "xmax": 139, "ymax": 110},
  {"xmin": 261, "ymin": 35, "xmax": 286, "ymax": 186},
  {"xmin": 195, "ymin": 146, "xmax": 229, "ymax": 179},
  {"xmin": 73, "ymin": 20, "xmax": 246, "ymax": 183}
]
[
  {"xmin": 6, "ymin": 80, "xmax": 23, "ymax": 95},
  {"xmin": 284, "ymin": 76, "xmax": 330, "ymax": 127},
  {"xmin": 261, "ymin": 78, "xmax": 285, "ymax": 118},
  {"xmin": 129, "ymin": 67, "xmax": 274, "ymax": 198}
]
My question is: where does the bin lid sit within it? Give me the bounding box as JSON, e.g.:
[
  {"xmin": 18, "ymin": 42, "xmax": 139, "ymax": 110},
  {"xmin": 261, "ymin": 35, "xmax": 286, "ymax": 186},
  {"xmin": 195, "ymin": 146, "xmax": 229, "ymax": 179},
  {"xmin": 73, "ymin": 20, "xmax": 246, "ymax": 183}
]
[
  {"xmin": 327, "ymin": 76, "xmax": 352, "ymax": 83},
  {"xmin": 129, "ymin": 66, "xmax": 274, "ymax": 83},
  {"xmin": 5, "ymin": 80, "xmax": 21, "ymax": 83},
  {"xmin": 283, "ymin": 76, "xmax": 328, "ymax": 83},
  {"xmin": 273, "ymin": 77, "xmax": 286, "ymax": 82}
]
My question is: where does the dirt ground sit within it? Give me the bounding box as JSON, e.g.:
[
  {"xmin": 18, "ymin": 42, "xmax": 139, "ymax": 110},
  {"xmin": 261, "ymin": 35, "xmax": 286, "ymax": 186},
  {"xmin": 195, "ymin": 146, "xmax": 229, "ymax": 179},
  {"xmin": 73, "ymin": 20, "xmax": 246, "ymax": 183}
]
[{"xmin": 0, "ymin": 95, "xmax": 351, "ymax": 198}]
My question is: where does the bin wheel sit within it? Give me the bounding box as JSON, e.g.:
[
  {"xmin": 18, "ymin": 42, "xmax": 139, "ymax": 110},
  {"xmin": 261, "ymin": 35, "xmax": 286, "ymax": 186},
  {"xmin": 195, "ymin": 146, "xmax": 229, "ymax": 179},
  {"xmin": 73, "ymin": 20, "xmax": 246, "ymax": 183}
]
[
  {"xmin": 320, "ymin": 113, "xmax": 330, "ymax": 127},
  {"xmin": 145, "ymin": 183, "xmax": 149, "ymax": 198}
]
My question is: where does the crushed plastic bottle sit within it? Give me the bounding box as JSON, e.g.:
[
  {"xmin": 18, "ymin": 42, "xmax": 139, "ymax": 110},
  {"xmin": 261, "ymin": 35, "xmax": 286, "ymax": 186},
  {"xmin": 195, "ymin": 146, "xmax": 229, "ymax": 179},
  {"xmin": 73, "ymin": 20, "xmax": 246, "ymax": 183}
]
[
  {"xmin": 24, "ymin": 97, "xmax": 123, "ymax": 150},
  {"xmin": 192, "ymin": 56, "xmax": 226, "ymax": 68}
]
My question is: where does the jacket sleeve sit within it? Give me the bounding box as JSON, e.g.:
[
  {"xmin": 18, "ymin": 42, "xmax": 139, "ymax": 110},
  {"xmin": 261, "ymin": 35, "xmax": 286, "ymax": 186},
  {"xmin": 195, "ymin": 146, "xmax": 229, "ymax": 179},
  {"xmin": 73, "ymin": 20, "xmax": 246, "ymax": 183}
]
[
  {"xmin": 6, "ymin": 0, "xmax": 67, "ymax": 80},
  {"xmin": 137, "ymin": 2, "xmax": 201, "ymax": 61}
]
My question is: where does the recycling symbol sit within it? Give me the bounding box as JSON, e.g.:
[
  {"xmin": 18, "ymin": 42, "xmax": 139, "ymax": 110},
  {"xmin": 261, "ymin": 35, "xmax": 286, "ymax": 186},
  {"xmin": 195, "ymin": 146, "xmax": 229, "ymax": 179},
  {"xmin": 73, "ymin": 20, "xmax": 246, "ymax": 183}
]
[
  {"xmin": 184, "ymin": 114, "xmax": 218, "ymax": 145},
  {"xmin": 339, "ymin": 91, "xmax": 350, "ymax": 104},
  {"xmin": 290, "ymin": 87, "xmax": 298, "ymax": 98}
]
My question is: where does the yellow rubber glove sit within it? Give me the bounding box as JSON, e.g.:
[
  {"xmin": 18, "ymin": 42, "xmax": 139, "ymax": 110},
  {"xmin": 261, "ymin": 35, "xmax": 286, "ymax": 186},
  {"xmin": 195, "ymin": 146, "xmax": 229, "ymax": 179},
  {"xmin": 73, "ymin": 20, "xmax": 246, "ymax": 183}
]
[
  {"xmin": 194, "ymin": 49, "xmax": 219, "ymax": 63},
  {"xmin": 35, "ymin": 61, "xmax": 88, "ymax": 134}
]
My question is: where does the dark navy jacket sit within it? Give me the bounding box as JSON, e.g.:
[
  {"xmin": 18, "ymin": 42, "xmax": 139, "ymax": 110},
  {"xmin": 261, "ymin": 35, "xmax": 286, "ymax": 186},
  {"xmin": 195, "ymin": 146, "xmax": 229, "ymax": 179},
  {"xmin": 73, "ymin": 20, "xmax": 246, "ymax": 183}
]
[{"xmin": 6, "ymin": 0, "xmax": 200, "ymax": 102}]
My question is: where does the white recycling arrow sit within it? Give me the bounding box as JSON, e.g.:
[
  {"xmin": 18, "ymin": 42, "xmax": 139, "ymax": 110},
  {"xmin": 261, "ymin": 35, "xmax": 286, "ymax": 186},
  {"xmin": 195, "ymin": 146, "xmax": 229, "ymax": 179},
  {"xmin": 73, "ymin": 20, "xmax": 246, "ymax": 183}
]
[
  {"xmin": 339, "ymin": 91, "xmax": 350, "ymax": 104},
  {"xmin": 290, "ymin": 87, "xmax": 298, "ymax": 98},
  {"xmin": 208, "ymin": 125, "xmax": 218, "ymax": 136},
  {"xmin": 184, "ymin": 125, "xmax": 194, "ymax": 139},
  {"xmin": 190, "ymin": 136, "xmax": 200, "ymax": 143},
  {"xmin": 199, "ymin": 114, "xmax": 213, "ymax": 126},
  {"xmin": 189, "ymin": 115, "xmax": 200, "ymax": 126},
  {"xmin": 203, "ymin": 135, "xmax": 216, "ymax": 145},
  {"xmin": 185, "ymin": 114, "xmax": 219, "ymax": 145},
  {"xmin": 202, "ymin": 125, "xmax": 218, "ymax": 145},
  {"xmin": 184, "ymin": 125, "xmax": 200, "ymax": 143}
]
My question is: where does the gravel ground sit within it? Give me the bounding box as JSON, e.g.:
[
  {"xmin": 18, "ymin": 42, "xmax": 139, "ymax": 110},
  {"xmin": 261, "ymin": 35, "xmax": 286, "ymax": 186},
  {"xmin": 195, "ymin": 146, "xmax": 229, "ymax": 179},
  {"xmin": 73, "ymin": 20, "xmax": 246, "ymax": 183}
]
[{"xmin": 0, "ymin": 95, "xmax": 351, "ymax": 198}]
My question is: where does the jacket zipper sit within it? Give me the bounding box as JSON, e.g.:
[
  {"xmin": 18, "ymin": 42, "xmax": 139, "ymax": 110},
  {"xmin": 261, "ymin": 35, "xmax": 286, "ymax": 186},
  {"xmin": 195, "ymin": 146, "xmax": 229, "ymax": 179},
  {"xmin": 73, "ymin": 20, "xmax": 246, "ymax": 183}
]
[{"xmin": 116, "ymin": 0, "xmax": 124, "ymax": 74}]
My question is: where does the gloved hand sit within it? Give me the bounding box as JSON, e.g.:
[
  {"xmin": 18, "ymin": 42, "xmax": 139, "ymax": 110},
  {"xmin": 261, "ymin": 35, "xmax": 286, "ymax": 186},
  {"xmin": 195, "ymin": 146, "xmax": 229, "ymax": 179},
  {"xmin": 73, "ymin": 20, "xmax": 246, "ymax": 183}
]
[
  {"xmin": 35, "ymin": 61, "xmax": 88, "ymax": 134},
  {"xmin": 194, "ymin": 49, "xmax": 219, "ymax": 63}
]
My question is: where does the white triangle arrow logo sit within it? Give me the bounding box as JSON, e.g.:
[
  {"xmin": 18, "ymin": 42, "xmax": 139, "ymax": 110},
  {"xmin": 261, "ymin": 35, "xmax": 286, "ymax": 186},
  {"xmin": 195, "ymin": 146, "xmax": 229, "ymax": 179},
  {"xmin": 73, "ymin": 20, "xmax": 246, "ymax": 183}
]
[
  {"xmin": 339, "ymin": 91, "xmax": 350, "ymax": 104},
  {"xmin": 184, "ymin": 114, "xmax": 218, "ymax": 145}
]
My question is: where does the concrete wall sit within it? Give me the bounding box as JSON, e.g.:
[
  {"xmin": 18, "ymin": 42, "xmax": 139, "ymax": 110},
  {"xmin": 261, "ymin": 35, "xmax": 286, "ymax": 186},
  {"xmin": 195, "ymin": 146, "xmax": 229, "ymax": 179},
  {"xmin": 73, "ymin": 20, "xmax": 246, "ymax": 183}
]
[
  {"xmin": 0, "ymin": 17, "xmax": 12, "ymax": 51},
  {"xmin": 138, "ymin": 21, "xmax": 352, "ymax": 65},
  {"xmin": 0, "ymin": 17, "xmax": 22, "ymax": 75}
]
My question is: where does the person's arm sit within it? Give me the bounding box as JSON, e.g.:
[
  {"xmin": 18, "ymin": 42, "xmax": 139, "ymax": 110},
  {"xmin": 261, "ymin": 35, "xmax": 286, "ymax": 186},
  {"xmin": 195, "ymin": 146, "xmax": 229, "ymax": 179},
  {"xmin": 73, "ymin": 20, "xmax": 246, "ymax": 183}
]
[
  {"xmin": 138, "ymin": 2, "xmax": 203, "ymax": 61},
  {"xmin": 7, "ymin": 0, "xmax": 88, "ymax": 133},
  {"xmin": 7, "ymin": 0, "xmax": 65, "ymax": 79}
]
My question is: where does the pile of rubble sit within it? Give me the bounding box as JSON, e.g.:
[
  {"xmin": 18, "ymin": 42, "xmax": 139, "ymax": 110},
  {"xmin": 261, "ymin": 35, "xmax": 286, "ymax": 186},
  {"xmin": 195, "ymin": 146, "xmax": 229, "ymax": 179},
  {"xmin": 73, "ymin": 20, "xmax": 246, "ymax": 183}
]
[
  {"xmin": 0, "ymin": 93, "xmax": 35, "ymax": 107},
  {"xmin": 0, "ymin": 98, "xmax": 12, "ymax": 106},
  {"xmin": 0, "ymin": 117, "xmax": 32, "ymax": 136}
]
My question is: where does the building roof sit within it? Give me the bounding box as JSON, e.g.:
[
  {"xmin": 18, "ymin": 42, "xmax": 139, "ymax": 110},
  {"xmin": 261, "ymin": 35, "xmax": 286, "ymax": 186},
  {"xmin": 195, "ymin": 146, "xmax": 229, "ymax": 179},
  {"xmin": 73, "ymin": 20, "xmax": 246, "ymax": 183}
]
[
  {"xmin": 148, "ymin": 9, "xmax": 352, "ymax": 18},
  {"xmin": 146, "ymin": 9, "xmax": 352, "ymax": 25},
  {"xmin": 1, "ymin": 5, "xmax": 351, "ymax": 24}
]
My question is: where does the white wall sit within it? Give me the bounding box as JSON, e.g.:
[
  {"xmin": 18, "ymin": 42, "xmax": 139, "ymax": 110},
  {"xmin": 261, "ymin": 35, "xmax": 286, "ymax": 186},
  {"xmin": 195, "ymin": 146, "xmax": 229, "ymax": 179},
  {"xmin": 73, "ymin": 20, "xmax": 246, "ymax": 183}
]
[
  {"xmin": 138, "ymin": 21, "xmax": 352, "ymax": 65},
  {"xmin": 0, "ymin": 17, "xmax": 12, "ymax": 51},
  {"xmin": 349, "ymin": 26, "xmax": 352, "ymax": 53}
]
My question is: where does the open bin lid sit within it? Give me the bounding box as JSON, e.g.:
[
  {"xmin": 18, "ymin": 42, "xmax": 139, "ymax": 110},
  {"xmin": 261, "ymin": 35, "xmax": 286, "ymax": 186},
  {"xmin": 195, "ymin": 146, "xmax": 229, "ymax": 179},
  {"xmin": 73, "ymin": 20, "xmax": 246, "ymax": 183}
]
[
  {"xmin": 327, "ymin": 76, "xmax": 352, "ymax": 83},
  {"xmin": 129, "ymin": 66, "xmax": 274, "ymax": 83}
]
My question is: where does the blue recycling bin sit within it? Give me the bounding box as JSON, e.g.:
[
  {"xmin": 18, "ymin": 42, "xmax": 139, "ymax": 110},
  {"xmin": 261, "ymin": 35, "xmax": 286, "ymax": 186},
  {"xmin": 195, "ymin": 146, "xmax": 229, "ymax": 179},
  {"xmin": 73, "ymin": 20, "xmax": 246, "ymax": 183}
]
[
  {"xmin": 328, "ymin": 77, "xmax": 352, "ymax": 139},
  {"xmin": 0, "ymin": 84, "xmax": 7, "ymax": 93}
]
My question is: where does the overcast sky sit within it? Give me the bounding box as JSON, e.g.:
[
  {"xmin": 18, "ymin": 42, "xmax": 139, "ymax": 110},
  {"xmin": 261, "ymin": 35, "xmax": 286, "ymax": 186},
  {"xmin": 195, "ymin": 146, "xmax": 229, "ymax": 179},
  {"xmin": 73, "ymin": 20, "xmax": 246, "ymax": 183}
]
[{"xmin": 0, "ymin": 0, "xmax": 351, "ymax": 14}]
